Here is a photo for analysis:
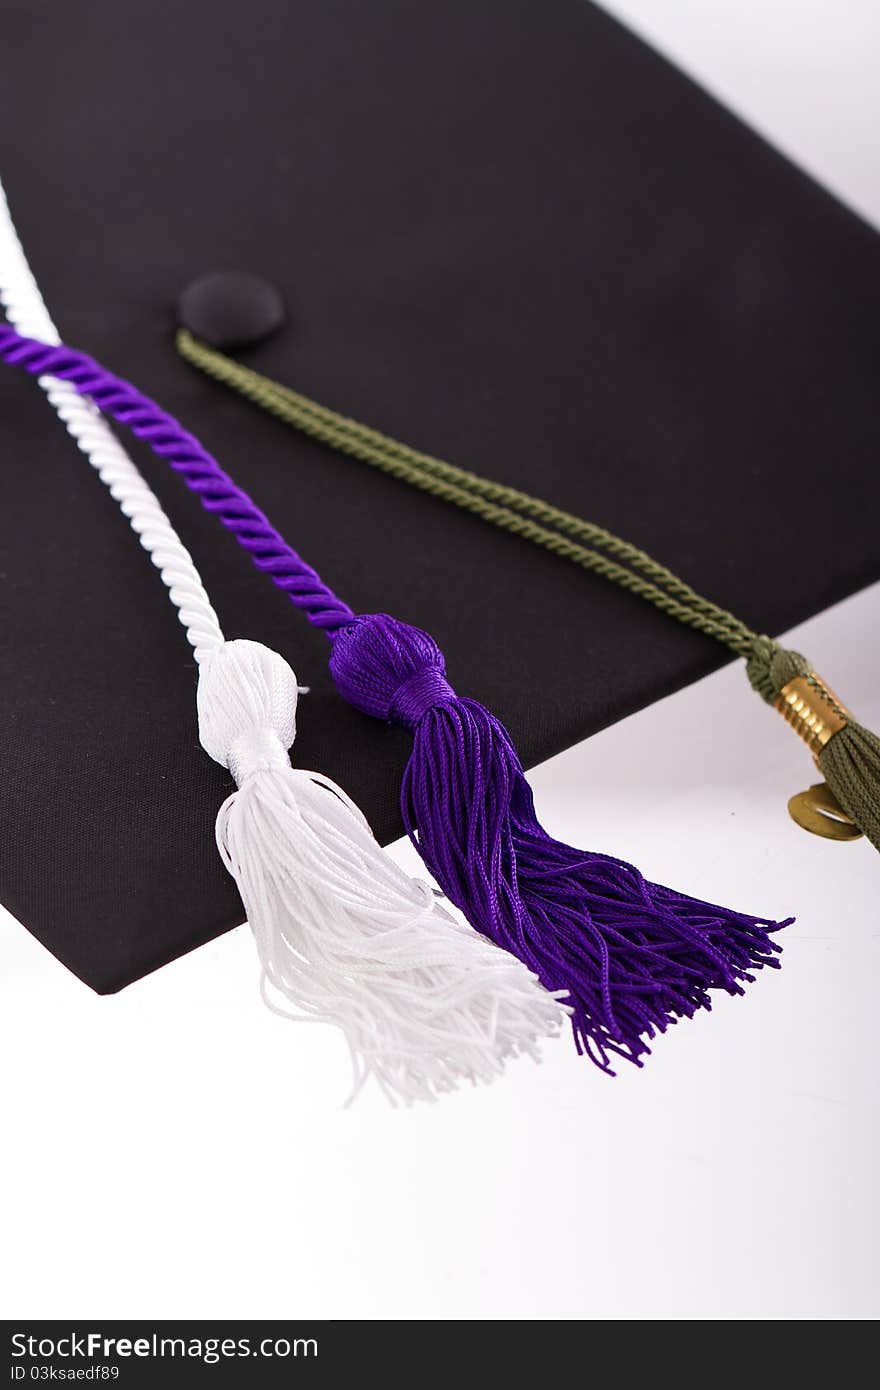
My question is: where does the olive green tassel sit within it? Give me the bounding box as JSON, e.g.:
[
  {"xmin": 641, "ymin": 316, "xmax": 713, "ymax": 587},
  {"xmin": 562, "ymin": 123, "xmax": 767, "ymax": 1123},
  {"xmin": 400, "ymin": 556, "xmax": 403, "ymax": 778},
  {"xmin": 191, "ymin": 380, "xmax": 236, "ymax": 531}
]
[{"xmin": 747, "ymin": 638, "xmax": 880, "ymax": 848}]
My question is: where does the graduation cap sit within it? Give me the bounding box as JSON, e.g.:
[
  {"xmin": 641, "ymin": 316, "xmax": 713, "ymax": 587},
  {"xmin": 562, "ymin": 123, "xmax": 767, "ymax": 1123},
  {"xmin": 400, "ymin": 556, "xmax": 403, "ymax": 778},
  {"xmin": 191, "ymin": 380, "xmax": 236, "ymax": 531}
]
[{"xmin": 1, "ymin": 3, "xmax": 877, "ymax": 1067}]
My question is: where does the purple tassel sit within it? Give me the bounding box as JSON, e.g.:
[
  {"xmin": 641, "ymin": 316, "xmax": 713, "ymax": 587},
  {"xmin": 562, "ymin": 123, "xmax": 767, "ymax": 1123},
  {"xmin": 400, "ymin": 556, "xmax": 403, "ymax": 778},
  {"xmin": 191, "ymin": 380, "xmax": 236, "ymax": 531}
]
[
  {"xmin": 0, "ymin": 326, "xmax": 791, "ymax": 1072},
  {"xmin": 331, "ymin": 614, "xmax": 786, "ymax": 1071}
]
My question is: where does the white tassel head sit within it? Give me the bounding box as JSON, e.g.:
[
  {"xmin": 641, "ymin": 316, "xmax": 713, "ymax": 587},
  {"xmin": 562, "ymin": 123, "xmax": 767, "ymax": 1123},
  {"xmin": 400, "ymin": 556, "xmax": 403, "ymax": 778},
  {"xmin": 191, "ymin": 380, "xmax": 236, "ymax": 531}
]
[
  {"xmin": 198, "ymin": 638, "xmax": 297, "ymax": 782},
  {"xmin": 196, "ymin": 640, "xmax": 566, "ymax": 1105}
]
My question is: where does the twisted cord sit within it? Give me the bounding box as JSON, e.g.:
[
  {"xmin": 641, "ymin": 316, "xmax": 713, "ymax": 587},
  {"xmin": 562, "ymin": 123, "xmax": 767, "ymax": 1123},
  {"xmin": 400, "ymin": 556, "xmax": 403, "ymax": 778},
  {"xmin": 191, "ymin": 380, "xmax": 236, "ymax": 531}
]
[
  {"xmin": 0, "ymin": 184, "xmax": 224, "ymax": 662},
  {"xmin": 0, "ymin": 325, "xmax": 356, "ymax": 637},
  {"xmin": 176, "ymin": 329, "xmax": 758, "ymax": 657}
]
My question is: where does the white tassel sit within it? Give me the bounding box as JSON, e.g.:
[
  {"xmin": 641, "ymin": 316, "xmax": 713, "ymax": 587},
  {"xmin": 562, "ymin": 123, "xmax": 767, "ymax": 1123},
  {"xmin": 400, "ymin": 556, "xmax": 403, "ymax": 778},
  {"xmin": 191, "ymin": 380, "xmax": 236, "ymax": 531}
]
[{"xmin": 197, "ymin": 640, "xmax": 567, "ymax": 1105}]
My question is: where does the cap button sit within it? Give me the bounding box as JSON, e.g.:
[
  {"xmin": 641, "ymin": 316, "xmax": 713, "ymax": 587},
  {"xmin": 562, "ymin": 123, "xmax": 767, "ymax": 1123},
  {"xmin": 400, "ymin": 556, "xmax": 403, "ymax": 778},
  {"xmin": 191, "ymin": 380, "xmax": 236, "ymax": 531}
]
[{"xmin": 177, "ymin": 271, "xmax": 285, "ymax": 349}]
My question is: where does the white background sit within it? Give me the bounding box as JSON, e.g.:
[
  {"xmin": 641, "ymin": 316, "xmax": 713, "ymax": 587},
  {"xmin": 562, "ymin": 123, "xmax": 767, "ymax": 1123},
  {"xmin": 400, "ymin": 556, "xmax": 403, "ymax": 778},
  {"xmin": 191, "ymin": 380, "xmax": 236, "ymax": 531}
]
[{"xmin": 2, "ymin": 2, "xmax": 878, "ymax": 1320}]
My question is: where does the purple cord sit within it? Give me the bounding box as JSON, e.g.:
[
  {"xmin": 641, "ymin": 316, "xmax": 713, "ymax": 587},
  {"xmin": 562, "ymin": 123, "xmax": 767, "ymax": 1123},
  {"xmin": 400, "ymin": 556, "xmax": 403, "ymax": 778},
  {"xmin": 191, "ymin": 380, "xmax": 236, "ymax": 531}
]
[
  {"xmin": 0, "ymin": 332, "xmax": 355, "ymax": 636},
  {"xmin": 0, "ymin": 326, "xmax": 790, "ymax": 1071}
]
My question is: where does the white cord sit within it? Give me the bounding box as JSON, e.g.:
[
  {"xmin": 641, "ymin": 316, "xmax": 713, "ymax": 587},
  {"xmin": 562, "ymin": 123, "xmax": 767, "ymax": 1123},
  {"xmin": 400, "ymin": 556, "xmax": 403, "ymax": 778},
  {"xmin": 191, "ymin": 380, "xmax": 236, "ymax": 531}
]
[{"xmin": 0, "ymin": 181, "xmax": 224, "ymax": 663}]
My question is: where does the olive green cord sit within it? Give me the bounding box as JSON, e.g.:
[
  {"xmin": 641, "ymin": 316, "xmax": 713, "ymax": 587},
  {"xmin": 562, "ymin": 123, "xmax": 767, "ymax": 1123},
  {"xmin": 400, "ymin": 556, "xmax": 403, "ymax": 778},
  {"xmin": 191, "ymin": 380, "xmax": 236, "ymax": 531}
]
[
  {"xmin": 175, "ymin": 327, "xmax": 880, "ymax": 849},
  {"xmin": 177, "ymin": 328, "xmax": 757, "ymax": 659}
]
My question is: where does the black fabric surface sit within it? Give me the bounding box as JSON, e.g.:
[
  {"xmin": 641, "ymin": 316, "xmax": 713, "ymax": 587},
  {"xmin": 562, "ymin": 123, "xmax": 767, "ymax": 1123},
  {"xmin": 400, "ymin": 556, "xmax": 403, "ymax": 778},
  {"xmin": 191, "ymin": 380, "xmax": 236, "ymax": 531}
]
[{"xmin": 1, "ymin": 0, "xmax": 878, "ymax": 992}]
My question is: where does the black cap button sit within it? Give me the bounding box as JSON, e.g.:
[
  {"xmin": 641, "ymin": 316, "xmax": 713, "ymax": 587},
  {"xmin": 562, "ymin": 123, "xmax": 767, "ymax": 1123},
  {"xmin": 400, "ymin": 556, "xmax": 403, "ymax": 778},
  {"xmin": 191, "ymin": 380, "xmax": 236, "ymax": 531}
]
[{"xmin": 177, "ymin": 271, "xmax": 285, "ymax": 349}]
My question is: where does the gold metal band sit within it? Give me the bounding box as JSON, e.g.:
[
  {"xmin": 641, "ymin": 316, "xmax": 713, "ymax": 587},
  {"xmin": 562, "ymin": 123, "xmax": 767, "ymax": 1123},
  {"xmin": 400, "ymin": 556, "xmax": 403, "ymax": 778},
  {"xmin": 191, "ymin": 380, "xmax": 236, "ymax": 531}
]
[{"xmin": 774, "ymin": 673, "xmax": 848, "ymax": 756}]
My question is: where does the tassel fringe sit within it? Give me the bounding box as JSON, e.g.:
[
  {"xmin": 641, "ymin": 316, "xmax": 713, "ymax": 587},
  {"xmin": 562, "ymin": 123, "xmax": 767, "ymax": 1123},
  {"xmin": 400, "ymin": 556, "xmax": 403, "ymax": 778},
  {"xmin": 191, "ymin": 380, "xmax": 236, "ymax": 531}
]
[
  {"xmin": 402, "ymin": 697, "xmax": 785, "ymax": 1071},
  {"xmin": 819, "ymin": 720, "xmax": 880, "ymax": 852}
]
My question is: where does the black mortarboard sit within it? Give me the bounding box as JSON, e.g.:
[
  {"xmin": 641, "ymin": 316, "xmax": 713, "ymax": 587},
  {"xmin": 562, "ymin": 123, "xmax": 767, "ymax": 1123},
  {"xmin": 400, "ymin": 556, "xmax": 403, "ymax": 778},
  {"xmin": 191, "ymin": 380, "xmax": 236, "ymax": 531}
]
[{"xmin": 1, "ymin": 0, "xmax": 878, "ymax": 997}]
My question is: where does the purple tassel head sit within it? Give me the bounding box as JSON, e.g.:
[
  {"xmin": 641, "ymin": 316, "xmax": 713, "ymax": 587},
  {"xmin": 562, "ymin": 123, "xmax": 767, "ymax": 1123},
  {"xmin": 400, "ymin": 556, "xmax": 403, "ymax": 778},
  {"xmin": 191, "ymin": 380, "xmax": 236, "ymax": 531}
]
[{"xmin": 330, "ymin": 613, "xmax": 459, "ymax": 729}]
